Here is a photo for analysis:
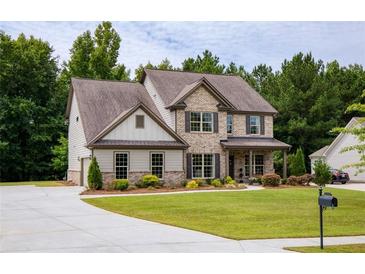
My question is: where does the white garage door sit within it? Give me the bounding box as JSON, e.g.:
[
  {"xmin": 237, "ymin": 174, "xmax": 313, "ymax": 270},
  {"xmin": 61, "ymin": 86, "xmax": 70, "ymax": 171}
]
[{"xmin": 82, "ymin": 157, "xmax": 91, "ymax": 186}]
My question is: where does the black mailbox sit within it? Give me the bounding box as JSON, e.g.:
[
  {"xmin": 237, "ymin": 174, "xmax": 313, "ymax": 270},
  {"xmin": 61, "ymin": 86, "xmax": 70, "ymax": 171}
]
[{"xmin": 318, "ymin": 195, "xmax": 338, "ymax": 208}]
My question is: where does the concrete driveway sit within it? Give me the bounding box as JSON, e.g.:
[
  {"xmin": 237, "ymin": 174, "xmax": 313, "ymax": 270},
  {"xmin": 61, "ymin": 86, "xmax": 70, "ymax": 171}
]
[
  {"xmin": 0, "ymin": 185, "xmax": 244, "ymax": 252},
  {"xmin": 1, "ymin": 185, "xmax": 365, "ymax": 252}
]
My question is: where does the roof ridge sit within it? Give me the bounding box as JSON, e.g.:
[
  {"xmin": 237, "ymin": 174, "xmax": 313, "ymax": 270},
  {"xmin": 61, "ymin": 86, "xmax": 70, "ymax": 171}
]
[
  {"xmin": 71, "ymin": 77, "xmax": 139, "ymax": 84},
  {"xmin": 144, "ymin": 68, "xmax": 241, "ymax": 77}
]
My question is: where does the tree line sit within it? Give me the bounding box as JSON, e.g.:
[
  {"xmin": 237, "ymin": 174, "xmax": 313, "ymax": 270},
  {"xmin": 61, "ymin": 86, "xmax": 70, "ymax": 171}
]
[{"xmin": 1, "ymin": 21, "xmax": 364, "ymax": 181}]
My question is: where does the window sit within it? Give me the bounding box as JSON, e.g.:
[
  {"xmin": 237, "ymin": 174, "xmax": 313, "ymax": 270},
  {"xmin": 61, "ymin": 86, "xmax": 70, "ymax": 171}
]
[
  {"xmin": 151, "ymin": 152, "xmax": 164, "ymax": 179},
  {"xmin": 227, "ymin": 114, "xmax": 233, "ymax": 133},
  {"xmin": 136, "ymin": 115, "xmax": 145, "ymax": 128},
  {"xmin": 190, "ymin": 112, "xmax": 213, "ymax": 132},
  {"xmin": 244, "ymin": 154, "xmax": 264, "ymax": 176},
  {"xmin": 254, "ymin": 155, "xmax": 264, "ymax": 175},
  {"xmin": 249, "ymin": 116, "xmax": 261, "ymax": 134},
  {"xmin": 115, "ymin": 152, "xmax": 128, "ymax": 179},
  {"xmin": 192, "ymin": 154, "xmax": 214, "ymax": 178}
]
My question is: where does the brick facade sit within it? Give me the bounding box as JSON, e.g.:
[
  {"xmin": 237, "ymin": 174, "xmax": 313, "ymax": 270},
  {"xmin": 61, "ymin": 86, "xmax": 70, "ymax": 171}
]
[
  {"xmin": 176, "ymin": 86, "xmax": 228, "ymax": 178},
  {"xmin": 230, "ymin": 114, "xmax": 273, "ymax": 137}
]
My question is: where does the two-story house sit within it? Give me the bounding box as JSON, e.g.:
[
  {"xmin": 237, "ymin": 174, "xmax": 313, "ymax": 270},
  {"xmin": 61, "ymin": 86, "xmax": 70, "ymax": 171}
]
[{"xmin": 66, "ymin": 69, "xmax": 290, "ymax": 186}]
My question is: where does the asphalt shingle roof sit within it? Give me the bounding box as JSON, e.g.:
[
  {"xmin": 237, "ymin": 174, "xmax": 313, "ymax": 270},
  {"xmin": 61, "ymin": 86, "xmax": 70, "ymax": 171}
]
[{"xmin": 144, "ymin": 69, "xmax": 278, "ymax": 114}]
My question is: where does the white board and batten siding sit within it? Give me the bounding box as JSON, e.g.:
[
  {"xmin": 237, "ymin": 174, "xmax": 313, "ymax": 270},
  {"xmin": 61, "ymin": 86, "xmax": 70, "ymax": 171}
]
[
  {"xmin": 103, "ymin": 108, "xmax": 174, "ymax": 141},
  {"xmin": 94, "ymin": 149, "xmax": 184, "ymax": 173},
  {"xmin": 143, "ymin": 75, "xmax": 175, "ymax": 130},
  {"xmin": 68, "ymin": 93, "xmax": 91, "ymax": 171}
]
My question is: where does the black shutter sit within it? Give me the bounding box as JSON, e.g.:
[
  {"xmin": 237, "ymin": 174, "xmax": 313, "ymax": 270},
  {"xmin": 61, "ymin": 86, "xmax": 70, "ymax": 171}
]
[
  {"xmin": 215, "ymin": 154, "xmax": 220, "ymax": 178},
  {"xmin": 246, "ymin": 115, "xmax": 250, "ymax": 135},
  {"xmin": 260, "ymin": 115, "xmax": 265, "ymax": 135},
  {"xmin": 186, "ymin": 153, "xmax": 192, "ymax": 179},
  {"xmin": 185, "ymin": 111, "xmax": 190, "ymax": 132},
  {"xmin": 213, "ymin": 112, "xmax": 218, "ymax": 133}
]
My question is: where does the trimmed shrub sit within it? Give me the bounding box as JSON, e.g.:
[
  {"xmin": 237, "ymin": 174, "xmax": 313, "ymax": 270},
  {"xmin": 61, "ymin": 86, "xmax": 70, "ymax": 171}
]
[
  {"xmin": 261, "ymin": 173, "xmax": 281, "ymax": 186},
  {"xmin": 136, "ymin": 174, "xmax": 159, "ymax": 188},
  {"xmin": 186, "ymin": 180, "xmax": 199, "ymax": 189},
  {"xmin": 281, "ymin": 178, "xmax": 287, "ymax": 185},
  {"xmin": 289, "ymin": 147, "xmax": 306, "ymax": 176},
  {"xmin": 211, "ymin": 178, "xmax": 222, "ymax": 187},
  {"xmin": 313, "ymin": 160, "xmax": 332, "ymax": 186},
  {"xmin": 223, "ymin": 176, "xmax": 233, "ymax": 184},
  {"xmin": 88, "ymin": 157, "xmax": 102, "ymax": 190},
  {"xmin": 113, "ymin": 179, "xmax": 129, "ymax": 191},
  {"xmin": 194, "ymin": 179, "xmax": 206, "ymax": 187},
  {"xmin": 288, "ymin": 174, "xmax": 313, "ymax": 186},
  {"xmin": 249, "ymin": 177, "xmax": 262, "ymax": 185},
  {"xmin": 227, "ymin": 179, "xmax": 236, "ymax": 185}
]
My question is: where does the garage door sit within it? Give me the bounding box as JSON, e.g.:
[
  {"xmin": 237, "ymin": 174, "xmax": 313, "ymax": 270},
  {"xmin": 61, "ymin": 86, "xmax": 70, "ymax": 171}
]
[{"xmin": 82, "ymin": 157, "xmax": 91, "ymax": 186}]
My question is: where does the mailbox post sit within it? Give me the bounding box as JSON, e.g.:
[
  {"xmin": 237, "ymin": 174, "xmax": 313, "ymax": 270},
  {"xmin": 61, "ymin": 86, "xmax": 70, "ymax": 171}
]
[
  {"xmin": 319, "ymin": 187, "xmax": 323, "ymax": 249},
  {"xmin": 318, "ymin": 187, "xmax": 338, "ymax": 249}
]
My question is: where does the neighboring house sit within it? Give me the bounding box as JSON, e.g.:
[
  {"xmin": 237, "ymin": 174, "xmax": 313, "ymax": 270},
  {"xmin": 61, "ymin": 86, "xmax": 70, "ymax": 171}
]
[
  {"xmin": 66, "ymin": 69, "xmax": 291, "ymax": 186},
  {"xmin": 309, "ymin": 117, "xmax": 365, "ymax": 182}
]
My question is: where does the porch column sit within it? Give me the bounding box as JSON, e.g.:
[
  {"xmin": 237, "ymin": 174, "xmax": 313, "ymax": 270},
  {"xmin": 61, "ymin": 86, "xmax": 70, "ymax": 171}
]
[
  {"xmin": 249, "ymin": 150, "xmax": 253, "ymax": 177},
  {"xmin": 225, "ymin": 150, "xmax": 229, "ymax": 177},
  {"xmin": 283, "ymin": 149, "xmax": 287, "ymax": 179}
]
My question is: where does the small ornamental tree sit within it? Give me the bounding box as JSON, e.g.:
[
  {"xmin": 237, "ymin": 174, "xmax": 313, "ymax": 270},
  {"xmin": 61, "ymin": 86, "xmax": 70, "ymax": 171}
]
[
  {"xmin": 313, "ymin": 160, "xmax": 332, "ymax": 187},
  {"xmin": 289, "ymin": 147, "xmax": 306, "ymax": 176},
  {"xmin": 88, "ymin": 157, "xmax": 102, "ymax": 190},
  {"xmin": 51, "ymin": 135, "xmax": 68, "ymax": 179}
]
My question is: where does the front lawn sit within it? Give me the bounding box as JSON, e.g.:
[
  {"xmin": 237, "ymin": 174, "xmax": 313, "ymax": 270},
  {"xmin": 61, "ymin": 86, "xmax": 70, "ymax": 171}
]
[
  {"xmin": 83, "ymin": 188, "xmax": 365, "ymax": 240},
  {"xmin": 0, "ymin": 181, "xmax": 66, "ymax": 187},
  {"xmin": 285, "ymin": 243, "xmax": 365, "ymax": 253}
]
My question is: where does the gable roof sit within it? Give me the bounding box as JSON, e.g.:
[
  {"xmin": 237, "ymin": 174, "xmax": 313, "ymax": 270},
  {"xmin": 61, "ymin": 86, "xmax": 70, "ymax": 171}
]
[
  {"xmin": 309, "ymin": 117, "xmax": 363, "ymax": 158},
  {"xmin": 88, "ymin": 102, "xmax": 188, "ymax": 147},
  {"xmin": 166, "ymin": 77, "xmax": 236, "ymax": 109},
  {"xmin": 309, "ymin": 145, "xmax": 329, "ymax": 158},
  {"xmin": 66, "ymin": 78, "xmax": 163, "ymax": 144},
  {"xmin": 143, "ymin": 69, "xmax": 278, "ymax": 114}
]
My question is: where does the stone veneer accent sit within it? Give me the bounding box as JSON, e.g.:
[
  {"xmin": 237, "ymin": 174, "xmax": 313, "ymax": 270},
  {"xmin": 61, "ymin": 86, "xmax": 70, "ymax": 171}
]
[
  {"xmin": 231, "ymin": 150, "xmax": 274, "ymax": 180},
  {"xmin": 101, "ymin": 171, "xmax": 185, "ymax": 187},
  {"xmin": 67, "ymin": 170, "xmax": 81, "ymax": 185},
  {"xmin": 176, "ymin": 86, "xmax": 228, "ymax": 178}
]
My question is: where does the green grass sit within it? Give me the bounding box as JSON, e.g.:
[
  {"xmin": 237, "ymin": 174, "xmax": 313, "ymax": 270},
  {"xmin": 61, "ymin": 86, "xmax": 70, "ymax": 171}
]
[
  {"xmin": 83, "ymin": 188, "xmax": 365, "ymax": 240},
  {"xmin": 285, "ymin": 243, "xmax": 365, "ymax": 253},
  {"xmin": 0, "ymin": 181, "xmax": 65, "ymax": 187}
]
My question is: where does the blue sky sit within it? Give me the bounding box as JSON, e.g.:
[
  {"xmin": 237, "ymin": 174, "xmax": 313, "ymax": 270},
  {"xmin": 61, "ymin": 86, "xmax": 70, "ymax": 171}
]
[{"xmin": 1, "ymin": 22, "xmax": 364, "ymax": 76}]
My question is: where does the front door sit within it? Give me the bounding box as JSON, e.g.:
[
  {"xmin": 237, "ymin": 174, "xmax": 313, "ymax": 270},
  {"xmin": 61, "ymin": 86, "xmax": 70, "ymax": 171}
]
[{"xmin": 229, "ymin": 155, "xmax": 234, "ymax": 178}]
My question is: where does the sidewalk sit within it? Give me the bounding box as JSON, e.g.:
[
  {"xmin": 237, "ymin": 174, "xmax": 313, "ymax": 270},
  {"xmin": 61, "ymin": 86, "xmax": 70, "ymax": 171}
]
[{"xmin": 239, "ymin": 236, "xmax": 365, "ymax": 252}]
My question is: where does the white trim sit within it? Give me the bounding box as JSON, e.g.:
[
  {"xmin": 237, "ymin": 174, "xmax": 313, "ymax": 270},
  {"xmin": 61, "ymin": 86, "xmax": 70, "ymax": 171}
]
[
  {"xmin": 190, "ymin": 112, "xmax": 213, "ymax": 133},
  {"xmin": 249, "ymin": 115, "xmax": 261, "ymax": 135},
  {"xmin": 150, "ymin": 151, "xmax": 165, "ymax": 179},
  {"xmin": 191, "ymin": 153, "xmax": 215, "ymax": 179},
  {"xmin": 114, "ymin": 151, "xmax": 129, "ymax": 179}
]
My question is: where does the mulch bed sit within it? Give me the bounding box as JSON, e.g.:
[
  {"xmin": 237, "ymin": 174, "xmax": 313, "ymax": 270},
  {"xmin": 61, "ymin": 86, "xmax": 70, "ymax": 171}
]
[{"xmin": 80, "ymin": 185, "xmax": 247, "ymax": 195}]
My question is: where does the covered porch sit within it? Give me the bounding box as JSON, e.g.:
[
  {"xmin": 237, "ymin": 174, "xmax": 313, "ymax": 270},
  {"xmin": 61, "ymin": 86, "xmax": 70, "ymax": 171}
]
[{"xmin": 221, "ymin": 137, "xmax": 291, "ymax": 182}]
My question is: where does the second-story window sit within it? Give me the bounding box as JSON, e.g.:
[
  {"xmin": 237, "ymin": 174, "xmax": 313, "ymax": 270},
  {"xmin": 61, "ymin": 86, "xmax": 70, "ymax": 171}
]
[
  {"xmin": 190, "ymin": 112, "xmax": 213, "ymax": 132},
  {"xmin": 249, "ymin": 116, "xmax": 261, "ymax": 134},
  {"xmin": 227, "ymin": 114, "xmax": 233, "ymax": 133}
]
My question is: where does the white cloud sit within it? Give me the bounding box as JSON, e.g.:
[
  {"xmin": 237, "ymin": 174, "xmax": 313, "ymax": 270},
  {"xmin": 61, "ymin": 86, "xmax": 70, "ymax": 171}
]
[{"xmin": 1, "ymin": 21, "xmax": 364, "ymax": 77}]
